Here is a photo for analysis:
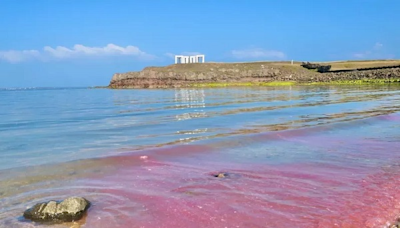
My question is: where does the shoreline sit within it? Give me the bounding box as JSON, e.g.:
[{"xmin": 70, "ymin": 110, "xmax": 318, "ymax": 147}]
[
  {"xmin": 108, "ymin": 60, "xmax": 400, "ymax": 89},
  {"xmin": 108, "ymin": 79, "xmax": 400, "ymax": 89}
]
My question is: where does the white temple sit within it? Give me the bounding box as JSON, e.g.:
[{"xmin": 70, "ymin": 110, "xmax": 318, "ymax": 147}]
[{"xmin": 175, "ymin": 54, "xmax": 205, "ymax": 64}]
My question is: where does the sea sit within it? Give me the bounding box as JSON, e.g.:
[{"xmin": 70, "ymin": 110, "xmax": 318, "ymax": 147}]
[{"xmin": 1, "ymin": 85, "xmax": 400, "ymax": 228}]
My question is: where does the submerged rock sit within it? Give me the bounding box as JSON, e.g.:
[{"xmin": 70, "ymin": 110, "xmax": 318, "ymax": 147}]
[
  {"xmin": 212, "ymin": 172, "xmax": 242, "ymax": 179},
  {"xmin": 23, "ymin": 196, "xmax": 90, "ymax": 223},
  {"xmin": 390, "ymin": 220, "xmax": 400, "ymax": 228},
  {"xmin": 214, "ymin": 172, "xmax": 229, "ymax": 178}
]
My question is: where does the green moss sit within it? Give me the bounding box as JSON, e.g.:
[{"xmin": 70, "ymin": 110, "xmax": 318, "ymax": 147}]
[
  {"xmin": 109, "ymin": 78, "xmax": 400, "ymax": 89},
  {"xmin": 302, "ymin": 79, "xmax": 400, "ymax": 85},
  {"xmin": 262, "ymin": 81, "xmax": 296, "ymax": 86}
]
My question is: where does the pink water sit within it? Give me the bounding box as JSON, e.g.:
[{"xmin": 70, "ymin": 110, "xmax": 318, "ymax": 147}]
[
  {"xmin": 1, "ymin": 87, "xmax": 400, "ymax": 228},
  {"xmin": 13, "ymin": 114, "xmax": 395, "ymax": 228},
  {"xmin": 84, "ymin": 160, "xmax": 400, "ymax": 227}
]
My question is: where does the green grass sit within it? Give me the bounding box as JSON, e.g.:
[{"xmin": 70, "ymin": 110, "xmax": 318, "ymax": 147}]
[{"xmin": 322, "ymin": 60, "xmax": 400, "ymax": 70}]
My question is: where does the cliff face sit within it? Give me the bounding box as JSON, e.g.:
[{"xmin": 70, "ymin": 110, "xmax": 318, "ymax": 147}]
[{"xmin": 109, "ymin": 62, "xmax": 400, "ymax": 88}]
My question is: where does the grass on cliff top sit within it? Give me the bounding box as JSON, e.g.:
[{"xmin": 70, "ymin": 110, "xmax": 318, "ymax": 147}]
[
  {"xmin": 145, "ymin": 59, "xmax": 400, "ymax": 72},
  {"xmin": 267, "ymin": 59, "xmax": 400, "ymax": 70},
  {"xmin": 146, "ymin": 61, "xmax": 307, "ymax": 74},
  {"xmin": 320, "ymin": 60, "xmax": 400, "ymax": 70},
  {"xmin": 257, "ymin": 59, "xmax": 400, "ymax": 70}
]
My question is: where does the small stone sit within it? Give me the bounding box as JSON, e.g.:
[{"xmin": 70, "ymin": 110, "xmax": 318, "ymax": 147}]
[
  {"xmin": 23, "ymin": 196, "xmax": 90, "ymax": 223},
  {"xmin": 390, "ymin": 221, "xmax": 400, "ymax": 228},
  {"xmin": 214, "ymin": 172, "xmax": 228, "ymax": 178}
]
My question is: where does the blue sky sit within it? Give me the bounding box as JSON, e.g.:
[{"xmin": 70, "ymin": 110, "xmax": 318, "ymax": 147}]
[{"xmin": 0, "ymin": 0, "xmax": 399, "ymax": 87}]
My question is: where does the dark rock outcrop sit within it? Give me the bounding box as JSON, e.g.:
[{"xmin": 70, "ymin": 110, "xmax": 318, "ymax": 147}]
[
  {"xmin": 301, "ymin": 62, "xmax": 332, "ymax": 73},
  {"xmin": 317, "ymin": 65, "xmax": 331, "ymax": 73},
  {"xmin": 23, "ymin": 197, "xmax": 90, "ymax": 223},
  {"xmin": 301, "ymin": 62, "xmax": 320, "ymax": 69}
]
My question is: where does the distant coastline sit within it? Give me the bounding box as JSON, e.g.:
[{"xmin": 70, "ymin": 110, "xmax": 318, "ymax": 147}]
[{"xmin": 108, "ymin": 60, "xmax": 400, "ymax": 89}]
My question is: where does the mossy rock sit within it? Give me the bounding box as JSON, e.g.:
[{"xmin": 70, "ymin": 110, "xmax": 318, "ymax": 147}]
[{"xmin": 23, "ymin": 197, "xmax": 91, "ymax": 224}]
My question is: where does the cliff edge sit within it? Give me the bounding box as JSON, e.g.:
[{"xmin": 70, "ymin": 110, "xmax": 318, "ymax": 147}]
[{"xmin": 109, "ymin": 61, "xmax": 400, "ymax": 89}]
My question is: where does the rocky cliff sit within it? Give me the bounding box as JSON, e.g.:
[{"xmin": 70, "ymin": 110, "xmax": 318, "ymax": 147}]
[{"xmin": 109, "ymin": 62, "xmax": 400, "ymax": 88}]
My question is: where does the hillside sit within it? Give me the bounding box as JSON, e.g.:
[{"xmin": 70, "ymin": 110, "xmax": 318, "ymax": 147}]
[{"xmin": 109, "ymin": 60, "xmax": 400, "ymax": 88}]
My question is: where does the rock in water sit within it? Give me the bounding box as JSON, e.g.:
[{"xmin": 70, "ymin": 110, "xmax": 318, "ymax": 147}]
[
  {"xmin": 23, "ymin": 197, "xmax": 90, "ymax": 223},
  {"xmin": 214, "ymin": 172, "xmax": 229, "ymax": 178}
]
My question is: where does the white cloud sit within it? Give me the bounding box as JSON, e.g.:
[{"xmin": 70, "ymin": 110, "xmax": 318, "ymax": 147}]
[
  {"xmin": 0, "ymin": 44, "xmax": 155, "ymax": 63},
  {"xmin": 353, "ymin": 42, "xmax": 393, "ymax": 59},
  {"xmin": 231, "ymin": 48, "xmax": 286, "ymax": 60},
  {"xmin": 0, "ymin": 50, "xmax": 41, "ymax": 63}
]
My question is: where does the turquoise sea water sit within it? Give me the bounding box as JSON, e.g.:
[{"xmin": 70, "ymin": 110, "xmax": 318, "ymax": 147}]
[{"xmin": 1, "ymin": 85, "xmax": 400, "ymax": 227}]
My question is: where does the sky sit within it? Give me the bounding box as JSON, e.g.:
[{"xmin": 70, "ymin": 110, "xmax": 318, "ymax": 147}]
[{"xmin": 0, "ymin": 0, "xmax": 399, "ymax": 87}]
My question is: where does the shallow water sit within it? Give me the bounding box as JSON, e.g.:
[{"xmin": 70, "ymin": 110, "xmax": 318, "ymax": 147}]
[{"xmin": 1, "ymin": 85, "xmax": 400, "ymax": 227}]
